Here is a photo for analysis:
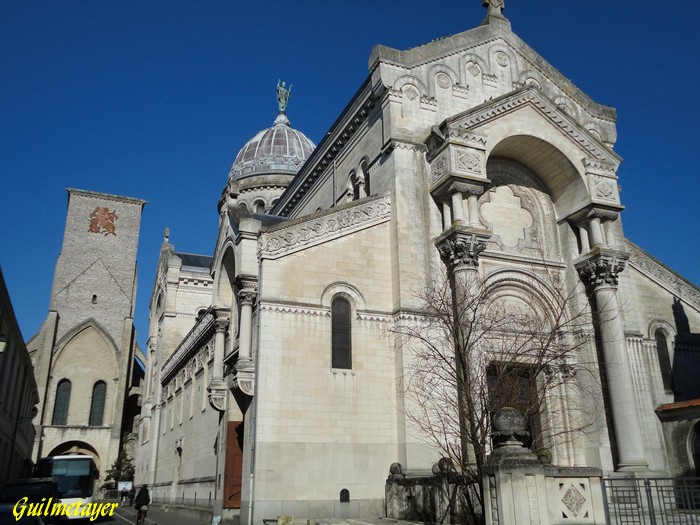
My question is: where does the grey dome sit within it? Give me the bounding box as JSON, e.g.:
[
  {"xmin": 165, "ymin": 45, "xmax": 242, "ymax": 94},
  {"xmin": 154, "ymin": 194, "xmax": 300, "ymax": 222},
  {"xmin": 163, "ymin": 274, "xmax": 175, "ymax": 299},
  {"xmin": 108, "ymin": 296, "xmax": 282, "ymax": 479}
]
[{"xmin": 229, "ymin": 113, "xmax": 315, "ymax": 182}]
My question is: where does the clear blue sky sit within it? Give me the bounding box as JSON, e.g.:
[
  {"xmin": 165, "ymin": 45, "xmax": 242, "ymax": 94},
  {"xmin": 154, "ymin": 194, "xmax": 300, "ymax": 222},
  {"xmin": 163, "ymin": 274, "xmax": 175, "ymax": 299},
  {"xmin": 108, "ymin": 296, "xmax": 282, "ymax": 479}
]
[{"xmin": 2, "ymin": 1, "xmax": 699, "ymax": 350}]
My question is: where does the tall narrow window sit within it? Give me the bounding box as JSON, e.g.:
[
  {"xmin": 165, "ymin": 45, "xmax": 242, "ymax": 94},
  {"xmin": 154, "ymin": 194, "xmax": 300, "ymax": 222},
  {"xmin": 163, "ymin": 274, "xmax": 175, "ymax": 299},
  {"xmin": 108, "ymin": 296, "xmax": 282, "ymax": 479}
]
[
  {"xmin": 89, "ymin": 381, "xmax": 106, "ymax": 426},
  {"xmin": 360, "ymin": 160, "xmax": 369, "ymax": 197},
  {"xmin": 52, "ymin": 379, "xmax": 71, "ymax": 425},
  {"xmin": 331, "ymin": 296, "xmax": 352, "ymax": 369},
  {"xmin": 655, "ymin": 329, "xmax": 673, "ymax": 392}
]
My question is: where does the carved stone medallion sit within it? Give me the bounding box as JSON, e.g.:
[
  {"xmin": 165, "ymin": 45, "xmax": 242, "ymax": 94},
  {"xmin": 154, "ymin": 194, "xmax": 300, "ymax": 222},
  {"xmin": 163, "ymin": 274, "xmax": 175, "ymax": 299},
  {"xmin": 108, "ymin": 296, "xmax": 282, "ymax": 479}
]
[
  {"xmin": 495, "ymin": 51, "xmax": 509, "ymax": 67},
  {"xmin": 435, "ymin": 73, "xmax": 451, "ymax": 89}
]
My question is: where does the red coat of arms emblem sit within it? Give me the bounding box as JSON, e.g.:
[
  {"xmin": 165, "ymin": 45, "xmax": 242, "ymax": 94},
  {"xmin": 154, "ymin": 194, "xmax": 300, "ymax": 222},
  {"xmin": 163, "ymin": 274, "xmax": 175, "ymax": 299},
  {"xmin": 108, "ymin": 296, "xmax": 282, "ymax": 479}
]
[{"xmin": 88, "ymin": 207, "xmax": 118, "ymax": 236}]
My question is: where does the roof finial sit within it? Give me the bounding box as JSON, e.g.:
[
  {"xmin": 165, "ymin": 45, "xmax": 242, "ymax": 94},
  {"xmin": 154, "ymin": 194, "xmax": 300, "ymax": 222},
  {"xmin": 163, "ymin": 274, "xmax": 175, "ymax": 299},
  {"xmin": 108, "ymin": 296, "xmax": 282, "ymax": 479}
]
[
  {"xmin": 482, "ymin": 0, "xmax": 504, "ymax": 16},
  {"xmin": 277, "ymin": 79, "xmax": 292, "ymax": 114},
  {"xmin": 481, "ymin": 0, "xmax": 509, "ymax": 29}
]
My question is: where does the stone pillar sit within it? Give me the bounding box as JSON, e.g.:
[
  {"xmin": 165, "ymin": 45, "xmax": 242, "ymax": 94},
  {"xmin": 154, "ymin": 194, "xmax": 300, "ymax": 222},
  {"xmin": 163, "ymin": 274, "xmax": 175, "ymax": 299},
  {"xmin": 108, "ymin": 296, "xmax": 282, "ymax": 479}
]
[
  {"xmin": 234, "ymin": 285, "xmax": 257, "ymax": 396},
  {"xmin": 213, "ymin": 316, "xmax": 227, "ymax": 382},
  {"xmin": 578, "ymin": 226, "xmax": 590, "ymax": 253},
  {"xmin": 575, "ymin": 249, "xmax": 648, "ymax": 471},
  {"xmin": 238, "ymin": 289, "xmax": 255, "ymax": 361},
  {"xmin": 451, "ymin": 192, "xmax": 465, "ymax": 223},
  {"xmin": 467, "ymin": 194, "xmax": 480, "ymax": 228},
  {"xmin": 588, "ymin": 218, "xmax": 604, "ymax": 246},
  {"xmin": 208, "ymin": 312, "xmax": 229, "ymax": 412},
  {"xmin": 435, "ymin": 225, "xmax": 491, "ymax": 468},
  {"xmin": 442, "ymin": 202, "xmax": 452, "ymax": 230}
]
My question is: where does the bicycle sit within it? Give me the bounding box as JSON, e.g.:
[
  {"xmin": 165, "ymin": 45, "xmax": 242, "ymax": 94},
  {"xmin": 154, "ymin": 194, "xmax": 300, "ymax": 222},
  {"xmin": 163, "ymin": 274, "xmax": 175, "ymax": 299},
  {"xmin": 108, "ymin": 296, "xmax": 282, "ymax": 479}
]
[{"xmin": 136, "ymin": 505, "xmax": 148, "ymax": 525}]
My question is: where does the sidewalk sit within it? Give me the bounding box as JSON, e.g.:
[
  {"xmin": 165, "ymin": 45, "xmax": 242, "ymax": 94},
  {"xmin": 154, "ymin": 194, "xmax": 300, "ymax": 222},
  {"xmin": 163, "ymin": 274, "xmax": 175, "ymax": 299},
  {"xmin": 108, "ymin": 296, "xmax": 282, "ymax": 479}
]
[{"xmin": 117, "ymin": 503, "xmax": 213, "ymax": 525}]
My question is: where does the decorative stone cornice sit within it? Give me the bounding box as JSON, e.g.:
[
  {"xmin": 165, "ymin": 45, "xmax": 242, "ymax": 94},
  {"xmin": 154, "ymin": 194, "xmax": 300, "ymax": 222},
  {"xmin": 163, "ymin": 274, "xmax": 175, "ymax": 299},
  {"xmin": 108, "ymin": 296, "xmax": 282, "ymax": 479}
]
[
  {"xmin": 259, "ymin": 303, "xmax": 330, "ymax": 317},
  {"xmin": 162, "ymin": 311, "xmax": 215, "ymax": 384},
  {"xmin": 259, "ymin": 193, "xmax": 391, "ymax": 259},
  {"xmin": 575, "ymin": 248, "xmax": 628, "ymax": 290},
  {"xmin": 626, "ymin": 241, "xmax": 700, "ymax": 311},
  {"xmin": 380, "ymin": 138, "xmax": 426, "ymax": 156},
  {"xmin": 435, "ymin": 226, "xmax": 491, "ymax": 272},
  {"xmin": 447, "ymin": 87, "xmax": 619, "ymax": 163}
]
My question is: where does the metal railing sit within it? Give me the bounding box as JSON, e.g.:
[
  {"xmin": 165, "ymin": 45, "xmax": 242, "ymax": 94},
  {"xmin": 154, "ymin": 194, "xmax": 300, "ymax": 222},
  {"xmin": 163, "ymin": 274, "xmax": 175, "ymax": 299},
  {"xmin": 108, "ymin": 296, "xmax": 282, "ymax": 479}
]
[{"xmin": 603, "ymin": 477, "xmax": 700, "ymax": 524}]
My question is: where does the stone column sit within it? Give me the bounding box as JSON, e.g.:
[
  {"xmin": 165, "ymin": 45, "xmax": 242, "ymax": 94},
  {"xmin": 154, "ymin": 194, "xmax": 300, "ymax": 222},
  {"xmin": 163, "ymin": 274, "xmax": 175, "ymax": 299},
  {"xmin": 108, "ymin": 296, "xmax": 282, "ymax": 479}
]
[
  {"xmin": 441, "ymin": 202, "xmax": 452, "ymax": 230},
  {"xmin": 467, "ymin": 194, "xmax": 480, "ymax": 228},
  {"xmin": 451, "ymin": 191, "xmax": 465, "ymax": 223},
  {"xmin": 238, "ymin": 289, "xmax": 255, "ymax": 362},
  {"xmin": 578, "ymin": 226, "xmax": 590, "ymax": 253},
  {"xmin": 436, "ymin": 225, "xmax": 491, "ymax": 467},
  {"xmin": 213, "ymin": 316, "xmax": 227, "ymax": 382},
  {"xmin": 208, "ymin": 313, "xmax": 229, "ymax": 412},
  {"xmin": 588, "ymin": 218, "xmax": 604, "ymax": 246},
  {"xmin": 235, "ymin": 285, "xmax": 257, "ymax": 396},
  {"xmin": 576, "ymin": 250, "xmax": 648, "ymax": 471}
]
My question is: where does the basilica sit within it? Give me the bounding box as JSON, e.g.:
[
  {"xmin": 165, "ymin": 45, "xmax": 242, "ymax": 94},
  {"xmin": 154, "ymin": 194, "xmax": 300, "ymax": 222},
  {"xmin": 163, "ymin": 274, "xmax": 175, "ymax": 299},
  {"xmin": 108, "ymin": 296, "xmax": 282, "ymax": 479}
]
[{"xmin": 134, "ymin": 3, "xmax": 700, "ymax": 524}]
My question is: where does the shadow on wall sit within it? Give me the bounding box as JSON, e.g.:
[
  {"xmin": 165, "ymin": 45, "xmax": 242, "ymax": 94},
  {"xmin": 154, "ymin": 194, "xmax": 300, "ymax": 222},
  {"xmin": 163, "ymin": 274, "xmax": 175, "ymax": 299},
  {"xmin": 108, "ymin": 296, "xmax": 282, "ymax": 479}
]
[{"xmin": 672, "ymin": 298, "xmax": 700, "ymax": 402}]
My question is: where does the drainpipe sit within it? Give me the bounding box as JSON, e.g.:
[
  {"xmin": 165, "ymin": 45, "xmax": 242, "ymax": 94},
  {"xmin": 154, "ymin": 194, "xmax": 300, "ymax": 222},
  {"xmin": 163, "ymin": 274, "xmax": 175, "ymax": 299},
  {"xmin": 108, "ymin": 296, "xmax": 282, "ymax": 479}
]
[{"xmin": 247, "ymin": 253, "xmax": 264, "ymax": 525}]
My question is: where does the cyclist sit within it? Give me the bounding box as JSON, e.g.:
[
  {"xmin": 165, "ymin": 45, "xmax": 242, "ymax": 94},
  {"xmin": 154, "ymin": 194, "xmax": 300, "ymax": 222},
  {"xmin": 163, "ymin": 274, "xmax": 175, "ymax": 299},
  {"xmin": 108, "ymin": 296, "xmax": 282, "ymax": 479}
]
[{"xmin": 133, "ymin": 484, "xmax": 151, "ymax": 525}]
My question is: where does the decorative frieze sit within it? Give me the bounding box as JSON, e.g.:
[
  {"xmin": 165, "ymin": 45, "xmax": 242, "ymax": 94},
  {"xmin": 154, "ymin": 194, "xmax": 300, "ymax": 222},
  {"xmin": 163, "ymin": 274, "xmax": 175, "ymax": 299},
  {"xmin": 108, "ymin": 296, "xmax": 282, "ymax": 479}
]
[
  {"xmin": 626, "ymin": 241, "xmax": 700, "ymax": 310},
  {"xmin": 162, "ymin": 312, "xmax": 215, "ymax": 383},
  {"xmin": 454, "ymin": 87, "xmax": 619, "ymax": 163},
  {"xmin": 259, "ymin": 193, "xmax": 391, "ymax": 259},
  {"xmin": 259, "ymin": 303, "xmax": 329, "ymax": 317}
]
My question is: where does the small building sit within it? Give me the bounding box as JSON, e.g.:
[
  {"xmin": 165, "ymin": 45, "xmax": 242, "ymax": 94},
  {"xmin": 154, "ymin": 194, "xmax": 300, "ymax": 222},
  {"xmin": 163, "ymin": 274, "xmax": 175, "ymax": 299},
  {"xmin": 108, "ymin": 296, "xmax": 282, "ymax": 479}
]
[{"xmin": 0, "ymin": 267, "xmax": 39, "ymax": 480}]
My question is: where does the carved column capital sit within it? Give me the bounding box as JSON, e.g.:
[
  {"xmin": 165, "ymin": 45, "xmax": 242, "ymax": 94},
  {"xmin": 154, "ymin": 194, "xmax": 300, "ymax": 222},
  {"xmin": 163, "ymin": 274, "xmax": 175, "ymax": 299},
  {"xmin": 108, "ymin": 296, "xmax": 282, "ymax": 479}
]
[
  {"xmin": 214, "ymin": 316, "xmax": 229, "ymax": 333},
  {"xmin": 436, "ymin": 227, "xmax": 490, "ymax": 273},
  {"xmin": 575, "ymin": 248, "xmax": 628, "ymax": 290},
  {"xmin": 237, "ymin": 282, "xmax": 257, "ymax": 306}
]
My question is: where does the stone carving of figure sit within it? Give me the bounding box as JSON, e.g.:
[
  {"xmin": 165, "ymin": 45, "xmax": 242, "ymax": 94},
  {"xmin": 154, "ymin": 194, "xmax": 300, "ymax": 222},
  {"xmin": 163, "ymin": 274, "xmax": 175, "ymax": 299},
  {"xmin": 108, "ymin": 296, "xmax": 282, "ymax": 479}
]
[
  {"xmin": 483, "ymin": 0, "xmax": 504, "ymax": 16},
  {"xmin": 277, "ymin": 80, "xmax": 292, "ymax": 114}
]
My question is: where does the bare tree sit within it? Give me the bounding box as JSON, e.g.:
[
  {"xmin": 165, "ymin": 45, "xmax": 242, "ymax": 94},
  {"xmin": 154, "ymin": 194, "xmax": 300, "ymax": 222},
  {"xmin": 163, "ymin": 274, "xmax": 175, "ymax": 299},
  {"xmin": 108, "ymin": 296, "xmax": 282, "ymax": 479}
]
[{"xmin": 392, "ymin": 265, "xmax": 598, "ymax": 524}]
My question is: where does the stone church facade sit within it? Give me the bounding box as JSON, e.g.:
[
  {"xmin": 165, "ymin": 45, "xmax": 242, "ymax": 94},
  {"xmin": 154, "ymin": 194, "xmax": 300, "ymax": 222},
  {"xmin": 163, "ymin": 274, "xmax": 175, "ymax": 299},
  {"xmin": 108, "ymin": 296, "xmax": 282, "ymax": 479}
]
[
  {"xmin": 135, "ymin": 4, "xmax": 700, "ymax": 523},
  {"xmin": 28, "ymin": 188, "xmax": 146, "ymax": 481}
]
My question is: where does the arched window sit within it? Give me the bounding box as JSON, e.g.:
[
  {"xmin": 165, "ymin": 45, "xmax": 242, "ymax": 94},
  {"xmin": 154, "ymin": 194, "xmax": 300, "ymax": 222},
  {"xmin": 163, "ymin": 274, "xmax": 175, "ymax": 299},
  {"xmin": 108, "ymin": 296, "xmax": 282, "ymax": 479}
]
[
  {"xmin": 52, "ymin": 379, "xmax": 71, "ymax": 425},
  {"xmin": 254, "ymin": 200, "xmax": 265, "ymax": 214},
  {"xmin": 89, "ymin": 381, "xmax": 107, "ymax": 426},
  {"xmin": 331, "ymin": 296, "xmax": 352, "ymax": 369},
  {"xmin": 359, "ymin": 159, "xmax": 369, "ymax": 197},
  {"xmin": 655, "ymin": 328, "xmax": 673, "ymax": 392}
]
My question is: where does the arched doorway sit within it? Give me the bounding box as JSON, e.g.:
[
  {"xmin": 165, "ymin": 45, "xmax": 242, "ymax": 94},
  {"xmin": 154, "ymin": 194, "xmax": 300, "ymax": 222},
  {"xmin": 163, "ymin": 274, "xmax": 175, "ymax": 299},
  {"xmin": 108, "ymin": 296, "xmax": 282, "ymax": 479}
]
[{"xmin": 47, "ymin": 440, "xmax": 101, "ymax": 472}]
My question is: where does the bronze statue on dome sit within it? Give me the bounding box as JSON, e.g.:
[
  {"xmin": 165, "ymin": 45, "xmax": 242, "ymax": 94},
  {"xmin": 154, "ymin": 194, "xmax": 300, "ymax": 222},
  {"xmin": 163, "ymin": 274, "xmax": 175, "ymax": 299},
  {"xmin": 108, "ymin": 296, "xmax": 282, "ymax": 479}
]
[{"xmin": 277, "ymin": 80, "xmax": 292, "ymax": 114}]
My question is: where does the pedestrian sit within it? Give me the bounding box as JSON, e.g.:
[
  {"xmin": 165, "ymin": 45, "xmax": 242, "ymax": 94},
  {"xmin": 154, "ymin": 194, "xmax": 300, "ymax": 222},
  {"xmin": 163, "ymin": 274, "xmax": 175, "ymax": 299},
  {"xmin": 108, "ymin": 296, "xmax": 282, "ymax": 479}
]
[
  {"xmin": 129, "ymin": 486, "xmax": 136, "ymax": 506},
  {"xmin": 121, "ymin": 488, "xmax": 128, "ymax": 504}
]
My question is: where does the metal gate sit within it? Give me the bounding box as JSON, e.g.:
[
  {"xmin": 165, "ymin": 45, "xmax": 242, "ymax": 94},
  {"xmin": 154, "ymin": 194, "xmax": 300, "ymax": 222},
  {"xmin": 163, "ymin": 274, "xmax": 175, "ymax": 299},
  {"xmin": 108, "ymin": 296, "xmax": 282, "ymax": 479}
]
[{"xmin": 602, "ymin": 477, "xmax": 700, "ymax": 524}]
